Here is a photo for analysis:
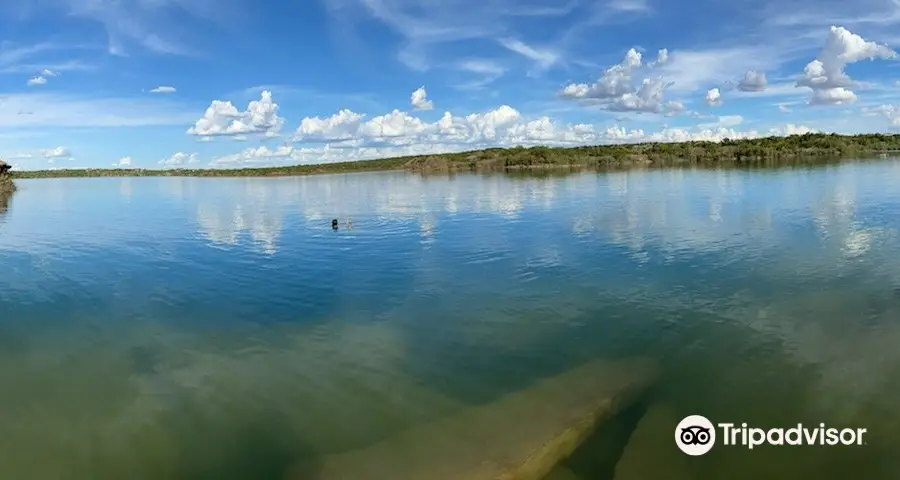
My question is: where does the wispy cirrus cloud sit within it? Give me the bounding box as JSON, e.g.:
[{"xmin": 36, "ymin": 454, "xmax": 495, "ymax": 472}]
[
  {"xmin": 0, "ymin": 0, "xmax": 244, "ymax": 57},
  {"xmin": 0, "ymin": 93, "xmax": 195, "ymax": 127},
  {"xmin": 323, "ymin": 0, "xmax": 594, "ymax": 73},
  {"xmin": 0, "ymin": 41, "xmax": 97, "ymax": 75},
  {"xmin": 498, "ymin": 38, "xmax": 560, "ymax": 71},
  {"xmin": 453, "ymin": 59, "xmax": 507, "ymax": 90}
]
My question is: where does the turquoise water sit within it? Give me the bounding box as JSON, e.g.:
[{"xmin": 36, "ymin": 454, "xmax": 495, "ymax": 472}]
[{"xmin": 2, "ymin": 162, "xmax": 900, "ymax": 479}]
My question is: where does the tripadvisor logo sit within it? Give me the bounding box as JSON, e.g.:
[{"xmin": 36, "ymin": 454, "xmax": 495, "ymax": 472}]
[{"xmin": 675, "ymin": 415, "xmax": 868, "ymax": 456}]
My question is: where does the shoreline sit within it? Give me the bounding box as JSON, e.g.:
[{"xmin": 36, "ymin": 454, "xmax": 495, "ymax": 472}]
[{"xmin": 10, "ymin": 133, "xmax": 900, "ymax": 180}]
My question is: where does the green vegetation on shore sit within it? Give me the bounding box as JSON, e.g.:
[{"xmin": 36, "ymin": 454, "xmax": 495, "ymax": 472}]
[
  {"xmin": 0, "ymin": 174, "xmax": 16, "ymax": 194},
  {"xmin": 10, "ymin": 132, "xmax": 900, "ymax": 179}
]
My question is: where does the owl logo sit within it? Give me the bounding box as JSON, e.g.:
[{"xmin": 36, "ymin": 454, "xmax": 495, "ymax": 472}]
[
  {"xmin": 675, "ymin": 415, "xmax": 716, "ymax": 455},
  {"xmin": 680, "ymin": 425, "xmax": 712, "ymax": 445}
]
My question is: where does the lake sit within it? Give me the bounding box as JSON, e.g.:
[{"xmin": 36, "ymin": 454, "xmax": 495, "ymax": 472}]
[{"xmin": 1, "ymin": 161, "xmax": 900, "ymax": 479}]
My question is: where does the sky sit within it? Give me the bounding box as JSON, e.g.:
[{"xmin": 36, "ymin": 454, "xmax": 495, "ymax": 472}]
[{"xmin": 2, "ymin": 0, "xmax": 900, "ymax": 170}]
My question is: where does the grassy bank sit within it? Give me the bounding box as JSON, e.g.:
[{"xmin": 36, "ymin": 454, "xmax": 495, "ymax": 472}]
[{"xmin": 11, "ymin": 133, "xmax": 900, "ymax": 180}]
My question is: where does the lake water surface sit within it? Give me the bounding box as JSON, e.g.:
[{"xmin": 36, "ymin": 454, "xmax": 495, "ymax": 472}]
[{"xmin": 2, "ymin": 162, "xmax": 900, "ymax": 479}]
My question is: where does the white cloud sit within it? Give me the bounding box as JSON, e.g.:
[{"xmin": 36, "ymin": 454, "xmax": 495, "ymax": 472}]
[
  {"xmin": 150, "ymin": 86, "xmax": 176, "ymax": 94},
  {"xmin": 410, "ymin": 86, "xmax": 433, "ymax": 110},
  {"xmin": 778, "ymin": 104, "xmax": 792, "ymax": 112},
  {"xmin": 159, "ymin": 152, "xmax": 199, "ymax": 166},
  {"xmin": 150, "ymin": 98, "xmax": 814, "ymax": 168},
  {"xmin": 705, "ymin": 88, "xmax": 722, "ymax": 106},
  {"xmin": 210, "ymin": 145, "xmax": 296, "ymax": 166},
  {"xmin": 738, "ymin": 70, "xmax": 768, "ymax": 92},
  {"xmin": 648, "ymin": 48, "xmax": 668, "ymax": 67},
  {"xmin": 560, "ymin": 48, "xmax": 642, "ymax": 99},
  {"xmin": 781, "ymin": 124, "xmax": 817, "ymax": 135},
  {"xmin": 41, "ymin": 146, "xmax": 71, "ymax": 158},
  {"xmin": 559, "ymin": 48, "xmax": 683, "ymax": 115},
  {"xmin": 295, "ymin": 109, "xmax": 369, "ymax": 142},
  {"xmin": 26, "ymin": 75, "xmax": 47, "ymax": 86},
  {"xmin": 498, "ymin": 38, "xmax": 559, "ymax": 70},
  {"xmin": 293, "ymin": 105, "xmax": 598, "ymax": 148},
  {"xmin": 197, "ymin": 87, "xmax": 832, "ymax": 169},
  {"xmin": 186, "ymin": 90, "xmax": 285, "ymax": 138},
  {"xmin": 603, "ymin": 123, "xmax": 817, "ymax": 144},
  {"xmin": 40, "ymin": 68, "xmax": 58, "ymax": 77},
  {"xmin": 797, "ymin": 26, "xmax": 898, "ymax": 105},
  {"xmin": 114, "ymin": 156, "xmax": 133, "ymax": 167},
  {"xmin": 862, "ymin": 104, "xmax": 900, "ymax": 126}
]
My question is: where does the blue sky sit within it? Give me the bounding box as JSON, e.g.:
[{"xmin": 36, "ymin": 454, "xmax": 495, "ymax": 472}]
[{"xmin": 2, "ymin": 0, "xmax": 900, "ymax": 170}]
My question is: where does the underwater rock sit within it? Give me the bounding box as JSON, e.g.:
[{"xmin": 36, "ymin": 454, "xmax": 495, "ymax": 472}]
[
  {"xmin": 304, "ymin": 357, "xmax": 659, "ymax": 480},
  {"xmin": 612, "ymin": 404, "xmax": 693, "ymax": 480},
  {"xmin": 542, "ymin": 465, "xmax": 582, "ymax": 480}
]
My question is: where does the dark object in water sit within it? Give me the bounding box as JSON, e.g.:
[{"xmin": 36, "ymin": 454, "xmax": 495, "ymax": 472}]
[{"xmin": 332, "ymin": 218, "xmax": 339, "ymax": 230}]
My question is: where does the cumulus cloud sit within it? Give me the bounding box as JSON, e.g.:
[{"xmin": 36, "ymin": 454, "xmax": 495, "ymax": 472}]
[
  {"xmin": 738, "ymin": 70, "xmax": 768, "ymax": 92},
  {"xmin": 42, "ymin": 146, "xmax": 70, "ymax": 158},
  {"xmin": 648, "ymin": 48, "xmax": 668, "ymax": 67},
  {"xmin": 207, "ymin": 108, "xmax": 821, "ymax": 167},
  {"xmin": 150, "ymin": 86, "xmax": 176, "ymax": 94},
  {"xmin": 781, "ymin": 124, "xmax": 816, "ymax": 135},
  {"xmin": 797, "ymin": 26, "xmax": 897, "ymax": 105},
  {"xmin": 292, "ymin": 105, "xmax": 598, "ymax": 148},
  {"xmin": 410, "ymin": 86, "xmax": 433, "ymax": 110},
  {"xmin": 25, "ymin": 68, "xmax": 59, "ymax": 86},
  {"xmin": 114, "ymin": 156, "xmax": 133, "ymax": 167},
  {"xmin": 186, "ymin": 90, "xmax": 284, "ymax": 137},
  {"xmin": 705, "ymin": 88, "xmax": 722, "ymax": 106},
  {"xmin": 558, "ymin": 48, "xmax": 682, "ymax": 115},
  {"xmin": 210, "ymin": 145, "xmax": 295, "ymax": 166},
  {"xmin": 159, "ymin": 152, "xmax": 199, "ymax": 166},
  {"xmin": 559, "ymin": 48, "xmax": 641, "ymax": 99}
]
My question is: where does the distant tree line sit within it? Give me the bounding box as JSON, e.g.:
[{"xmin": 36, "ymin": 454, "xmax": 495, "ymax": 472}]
[{"xmin": 9, "ymin": 132, "xmax": 900, "ymax": 179}]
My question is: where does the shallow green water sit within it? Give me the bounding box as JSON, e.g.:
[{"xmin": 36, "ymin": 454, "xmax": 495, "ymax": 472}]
[{"xmin": 2, "ymin": 162, "xmax": 900, "ymax": 479}]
